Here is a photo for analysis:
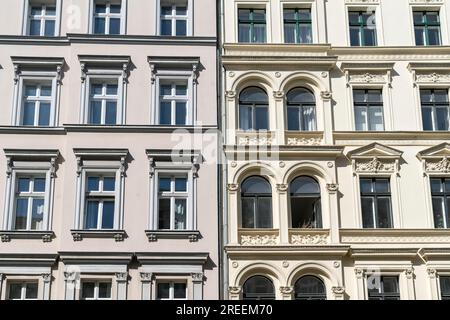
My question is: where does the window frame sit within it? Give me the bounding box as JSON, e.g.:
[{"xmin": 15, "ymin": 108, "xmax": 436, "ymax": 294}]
[
  {"xmin": 429, "ymin": 177, "xmax": 450, "ymax": 229},
  {"xmin": 367, "ymin": 275, "xmax": 400, "ymax": 300},
  {"xmin": 20, "ymin": 81, "xmax": 54, "ymax": 127},
  {"xmin": 88, "ymin": 81, "xmax": 120, "ymax": 125},
  {"xmin": 353, "ymin": 88, "xmax": 385, "ymax": 132},
  {"xmin": 439, "ymin": 275, "xmax": 450, "ymax": 300},
  {"xmin": 419, "ymin": 88, "xmax": 450, "ymax": 131},
  {"xmin": 156, "ymin": 0, "xmax": 193, "ymax": 36},
  {"xmin": 294, "ymin": 275, "xmax": 327, "ymax": 300},
  {"xmin": 409, "ymin": 4, "xmax": 448, "ymax": 46},
  {"xmin": 7, "ymin": 281, "xmax": 39, "ymax": 300},
  {"xmin": 359, "ymin": 177, "xmax": 394, "ymax": 229},
  {"xmin": 348, "ymin": 10, "xmax": 377, "ymax": 47},
  {"xmin": 413, "ymin": 11, "xmax": 442, "ymax": 46},
  {"xmin": 240, "ymin": 176, "xmax": 273, "ymax": 229},
  {"xmin": 156, "ymin": 280, "xmax": 188, "ymax": 300},
  {"xmin": 158, "ymin": 80, "xmax": 190, "ymax": 126},
  {"xmin": 238, "ymin": 86, "xmax": 269, "ymax": 131},
  {"xmin": 159, "ymin": 2, "xmax": 189, "ymax": 36},
  {"xmin": 286, "ymin": 87, "xmax": 317, "ymax": 131},
  {"xmin": 80, "ymin": 280, "xmax": 113, "ymax": 300},
  {"xmin": 157, "ymin": 174, "xmax": 189, "ymax": 231},
  {"xmin": 22, "ymin": 0, "xmax": 62, "ymax": 37},
  {"xmin": 289, "ymin": 176, "xmax": 322, "ymax": 229},
  {"xmin": 237, "ymin": 8, "xmax": 267, "ymax": 43},
  {"xmin": 89, "ymin": 0, "xmax": 127, "ymax": 35},
  {"xmin": 283, "ymin": 7, "xmax": 313, "ymax": 44}
]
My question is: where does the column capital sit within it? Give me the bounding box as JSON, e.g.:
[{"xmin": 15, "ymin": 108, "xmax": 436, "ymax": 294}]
[
  {"xmin": 228, "ymin": 286, "xmax": 241, "ymax": 295},
  {"xmin": 427, "ymin": 268, "xmax": 437, "ymax": 279},
  {"xmin": 140, "ymin": 272, "xmax": 153, "ymax": 282},
  {"xmin": 115, "ymin": 272, "xmax": 128, "ymax": 282},
  {"xmin": 191, "ymin": 273, "xmax": 204, "ymax": 282},
  {"xmin": 42, "ymin": 273, "xmax": 52, "ymax": 283}
]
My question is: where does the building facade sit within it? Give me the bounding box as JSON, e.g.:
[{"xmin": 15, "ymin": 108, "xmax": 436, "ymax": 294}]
[
  {"xmin": 0, "ymin": 0, "xmax": 219, "ymax": 300},
  {"xmin": 221, "ymin": 0, "xmax": 450, "ymax": 300}
]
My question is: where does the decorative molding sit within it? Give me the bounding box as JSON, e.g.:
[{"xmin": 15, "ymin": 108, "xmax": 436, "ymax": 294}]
[
  {"xmin": 354, "ymin": 268, "xmax": 365, "ymax": 279},
  {"xmin": 115, "ymin": 272, "xmax": 128, "ymax": 282},
  {"xmin": 282, "ymin": 261, "xmax": 289, "ymax": 268},
  {"xmin": 332, "ymin": 286, "xmax": 345, "ymax": 295},
  {"xmin": 416, "ymin": 73, "xmax": 450, "ymax": 84},
  {"xmin": 70, "ymin": 230, "xmax": 127, "ymax": 242},
  {"xmin": 240, "ymin": 234, "xmax": 279, "ymax": 246},
  {"xmin": 280, "ymin": 286, "xmax": 294, "ymax": 294},
  {"xmin": 340, "ymin": 229, "xmax": 450, "ymax": 243},
  {"xmin": 286, "ymin": 137, "xmax": 322, "ymax": 146},
  {"xmin": 225, "ymin": 90, "xmax": 236, "ymax": 100},
  {"xmin": 276, "ymin": 184, "xmax": 288, "ymax": 192},
  {"xmin": 425, "ymin": 157, "xmax": 450, "ymax": 173},
  {"xmin": 64, "ymin": 272, "xmax": 76, "ymax": 282},
  {"xmin": 290, "ymin": 234, "xmax": 329, "ymax": 245},
  {"xmin": 349, "ymin": 73, "xmax": 386, "ymax": 84},
  {"xmin": 232, "ymin": 261, "xmax": 239, "ymax": 268},
  {"xmin": 0, "ymin": 234, "xmax": 11, "ymax": 242},
  {"xmin": 427, "ymin": 268, "xmax": 437, "ymax": 279},
  {"xmin": 355, "ymin": 157, "xmax": 396, "ymax": 173},
  {"xmin": 320, "ymin": 91, "xmax": 332, "ymax": 100},
  {"xmin": 42, "ymin": 273, "xmax": 52, "ymax": 283},
  {"xmin": 227, "ymin": 183, "xmax": 239, "ymax": 192},
  {"xmin": 145, "ymin": 230, "xmax": 200, "ymax": 242},
  {"xmin": 229, "ymin": 286, "xmax": 242, "ymax": 295},
  {"xmin": 404, "ymin": 269, "xmax": 414, "ymax": 279},
  {"xmin": 140, "ymin": 272, "xmax": 153, "ymax": 282},
  {"xmin": 326, "ymin": 183, "xmax": 339, "ymax": 192},
  {"xmin": 333, "ymin": 261, "xmax": 341, "ymax": 268},
  {"xmin": 273, "ymin": 90, "xmax": 285, "ymax": 100},
  {"xmin": 238, "ymin": 136, "xmax": 274, "ymax": 146},
  {"xmin": 345, "ymin": 0, "xmax": 379, "ymax": 3},
  {"xmin": 409, "ymin": 0, "xmax": 444, "ymax": 4},
  {"xmin": 0, "ymin": 231, "xmax": 54, "ymax": 242},
  {"xmin": 191, "ymin": 273, "xmax": 204, "ymax": 282}
]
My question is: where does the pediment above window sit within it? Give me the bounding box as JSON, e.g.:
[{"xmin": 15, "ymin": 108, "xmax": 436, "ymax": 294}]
[
  {"xmin": 340, "ymin": 62, "xmax": 395, "ymax": 87},
  {"xmin": 147, "ymin": 56, "xmax": 200, "ymax": 84},
  {"xmin": 408, "ymin": 62, "xmax": 450, "ymax": 86},
  {"xmin": 78, "ymin": 55, "xmax": 131, "ymax": 82},
  {"xmin": 347, "ymin": 143, "xmax": 402, "ymax": 174},
  {"xmin": 4, "ymin": 149, "xmax": 59, "ymax": 176},
  {"xmin": 418, "ymin": 143, "xmax": 450, "ymax": 173},
  {"xmin": 73, "ymin": 148, "xmax": 129, "ymax": 176},
  {"xmin": 146, "ymin": 149, "xmax": 202, "ymax": 177},
  {"xmin": 11, "ymin": 56, "xmax": 65, "ymax": 83}
]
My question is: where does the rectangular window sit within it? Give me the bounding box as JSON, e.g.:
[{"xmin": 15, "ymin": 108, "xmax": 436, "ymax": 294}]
[
  {"xmin": 158, "ymin": 175, "xmax": 188, "ymax": 230},
  {"xmin": 354, "ymin": 89, "xmax": 384, "ymax": 131},
  {"xmin": 13, "ymin": 176, "xmax": 46, "ymax": 231},
  {"xmin": 284, "ymin": 8, "xmax": 312, "ymax": 44},
  {"xmin": 21, "ymin": 83, "xmax": 52, "ymax": 126},
  {"xmin": 440, "ymin": 276, "xmax": 450, "ymax": 300},
  {"xmin": 159, "ymin": 82, "xmax": 188, "ymax": 125},
  {"xmin": 420, "ymin": 89, "xmax": 450, "ymax": 131},
  {"xmin": 368, "ymin": 276, "xmax": 400, "ymax": 300},
  {"xmin": 28, "ymin": 3, "xmax": 56, "ymax": 36},
  {"xmin": 84, "ymin": 175, "xmax": 116, "ymax": 230},
  {"xmin": 160, "ymin": 2, "xmax": 188, "ymax": 36},
  {"xmin": 89, "ymin": 82, "xmax": 119, "ymax": 125},
  {"xmin": 349, "ymin": 11, "xmax": 377, "ymax": 46},
  {"xmin": 93, "ymin": 1, "xmax": 122, "ymax": 35},
  {"xmin": 430, "ymin": 178, "xmax": 450, "ymax": 229},
  {"xmin": 8, "ymin": 282, "xmax": 38, "ymax": 300},
  {"xmin": 360, "ymin": 178, "xmax": 393, "ymax": 228},
  {"xmin": 156, "ymin": 281, "xmax": 187, "ymax": 300},
  {"xmin": 414, "ymin": 11, "xmax": 441, "ymax": 46},
  {"xmin": 238, "ymin": 9, "xmax": 266, "ymax": 43},
  {"xmin": 81, "ymin": 281, "xmax": 112, "ymax": 300}
]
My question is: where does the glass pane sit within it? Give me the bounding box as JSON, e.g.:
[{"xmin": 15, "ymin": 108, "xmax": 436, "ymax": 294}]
[
  {"xmin": 287, "ymin": 107, "xmax": 300, "ymax": 131},
  {"xmin": 109, "ymin": 18, "xmax": 121, "ymax": 35},
  {"xmin": 238, "ymin": 9, "xmax": 250, "ymax": 21},
  {"xmin": 158, "ymin": 198, "xmax": 171, "ymax": 229},
  {"xmin": 95, "ymin": 4, "xmax": 106, "ymax": 14},
  {"xmin": 34, "ymin": 178, "xmax": 46, "ymax": 192},
  {"xmin": 40, "ymin": 86, "xmax": 52, "ymax": 96},
  {"xmin": 174, "ymin": 199, "xmax": 187, "ymax": 230},
  {"xmin": 25, "ymin": 283, "xmax": 38, "ymax": 299},
  {"xmin": 284, "ymin": 9, "xmax": 296, "ymax": 20},
  {"xmin": 87, "ymin": 177, "xmax": 100, "ymax": 191},
  {"xmin": 241, "ymin": 198, "xmax": 255, "ymax": 228},
  {"xmin": 8, "ymin": 284, "xmax": 22, "ymax": 299},
  {"xmin": 428, "ymin": 27, "xmax": 441, "ymax": 45},
  {"xmin": 31, "ymin": 6, "xmax": 42, "ymax": 15},
  {"xmin": 175, "ymin": 178, "xmax": 187, "ymax": 192},
  {"xmin": 239, "ymin": 106, "xmax": 252, "ymax": 130},
  {"xmin": 15, "ymin": 198, "xmax": 29, "ymax": 230},
  {"xmin": 110, "ymin": 4, "xmax": 121, "ymax": 14},
  {"xmin": 174, "ymin": 283, "xmax": 187, "ymax": 299},
  {"xmin": 302, "ymin": 107, "xmax": 316, "ymax": 130},
  {"xmin": 157, "ymin": 283, "xmax": 170, "ymax": 299},
  {"xmin": 348, "ymin": 12, "xmax": 360, "ymax": 24},
  {"xmin": 440, "ymin": 277, "xmax": 450, "ymax": 296},
  {"xmin": 161, "ymin": 6, "xmax": 172, "ymax": 15},
  {"xmin": 353, "ymin": 90, "xmax": 366, "ymax": 103},
  {"xmin": 432, "ymin": 197, "xmax": 446, "ymax": 228},
  {"xmin": 103, "ymin": 177, "xmax": 116, "ymax": 192},
  {"xmin": 161, "ymin": 20, "xmax": 172, "ymax": 35},
  {"xmin": 23, "ymin": 102, "xmax": 36, "ymax": 125},
  {"xmin": 31, "ymin": 198, "xmax": 45, "ymax": 230},
  {"xmin": 363, "ymin": 28, "xmax": 376, "ymax": 46},
  {"xmin": 360, "ymin": 179, "xmax": 373, "ymax": 193},
  {"xmin": 290, "ymin": 176, "xmax": 320, "ymax": 194},
  {"xmin": 299, "ymin": 25, "xmax": 312, "ymax": 44},
  {"xmin": 242, "ymin": 177, "xmax": 271, "ymax": 194},
  {"xmin": 434, "ymin": 90, "xmax": 449, "ymax": 102},
  {"xmin": 415, "ymin": 27, "xmax": 425, "ymax": 45},
  {"xmin": 350, "ymin": 27, "xmax": 360, "ymax": 46},
  {"xmin": 44, "ymin": 20, "xmax": 55, "ymax": 36},
  {"xmin": 176, "ymin": 85, "xmax": 187, "ymax": 96},
  {"xmin": 85, "ymin": 201, "xmax": 99, "ymax": 229},
  {"xmin": 91, "ymin": 84, "xmax": 103, "ymax": 95},
  {"xmin": 375, "ymin": 179, "xmax": 390, "ymax": 193},
  {"xmin": 436, "ymin": 107, "xmax": 449, "ymax": 130},
  {"xmin": 238, "ymin": 23, "xmax": 250, "ymax": 42},
  {"xmin": 101, "ymin": 201, "xmax": 115, "ymax": 229},
  {"xmin": 413, "ymin": 12, "xmax": 424, "ymax": 24},
  {"xmin": 252, "ymin": 10, "xmax": 266, "ymax": 21},
  {"xmin": 160, "ymin": 84, "xmax": 172, "ymax": 96},
  {"xmin": 176, "ymin": 20, "xmax": 187, "ymax": 36},
  {"xmin": 159, "ymin": 178, "xmax": 171, "ymax": 192},
  {"xmin": 287, "ymin": 88, "xmax": 315, "ymax": 103},
  {"xmin": 106, "ymin": 84, "xmax": 118, "ymax": 95},
  {"xmin": 361, "ymin": 197, "xmax": 375, "ymax": 228},
  {"xmin": 368, "ymin": 107, "xmax": 384, "ymax": 131},
  {"xmin": 81, "ymin": 282, "xmax": 95, "ymax": 299},
  {"xmin": 29, "ymin": 20, "xmax": 41, "ymax": 35},
  {"xmin": 98, "ymin": 282, "xmax": 112, "ymax": 298},
  {"xmin": 284, "ymin": 23, "xmax": 296, "ymax": 43},
  {"xmin": 295, "ymin": 276, "xmax": 325, "ymax": 295},
  {"xmin": 253, "ymin": 24, "xmax": 266, "ymax": 43},
  {"xmin": 427, "ymin": 12, "xmax": 440, "ymax": 24},
  {"xmin": 422, "ymin": 107, "xmax": 433, "ymax": 130},
  {"xmin": 255, "ymin": 107, "xmax": 268, "ymax": 130},
  {"xmin": 368, "ymin": 90, "xmax": 382, "ymax": 102},
  {"xmin": 176, "ymin": 6, "xmax": 187, "ymax": 15},
  {"xmin": 240, "ymin": 87, "xmax": 268, "ymax": 103},
  {"xmin": 355, "ymin": 106, "xmax": 367, "ymax": 131},
  {"xmin": 18, "ymin": 178, "xmax": 31, "ymax": 192},
  {"xmin": 383, "ymin": 277, "xmax": 399, "ymax": 294},
  {"xmin": 431, "ymin": 179, "xmax": 443, "ymax": 193},
  {"xmin": 175, "ymin": 102, "xmax": 187, "ymax": 125},
  {"xmin": 159, "ymin": 101, "xmax": 172, "ymax": 125},
  {"xmin": 94, "ymin": 17, "xmax": 106, "ymax": 34},
  {"xmin": 377, "ymin": 197, "xmax": 393, "ymax": 228},
  {"xmin": 445, "ymin": 179, "xmax": 450, "ymax": 192},
  {"xmin": 421, "ymin": 89, "xmax": 433, "ymax": 103},
  {"xmin": 257, "ymin": 197, "xmax": 272, "ymax": 228},
  {"xmin": 38, "ymin": 103, "xmax": 50, "ymax": 126},
  {"xmin": 105, "ymin": 101, "xmax": 117, "ymax": 124},
  {"xmin": 89, "ymin": 100, "xmax": 102, "ymax": 124}
]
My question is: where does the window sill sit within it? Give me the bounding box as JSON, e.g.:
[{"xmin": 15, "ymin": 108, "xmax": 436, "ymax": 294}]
[
  {"xmin": 145, "ymin": 230, "xmax": 201, "ymax": 242},
  {"xmin": 70, "ymin": 229, "xmax": 127, "ymax": 242},
  {"xmin": 0, "ymin": 230, "xmax": 54, "ymax": 242}
]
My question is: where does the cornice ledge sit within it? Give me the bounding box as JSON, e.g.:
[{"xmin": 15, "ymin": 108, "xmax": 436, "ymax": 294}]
[
  {"xmin": 70, "ymin": 229, "xmax": 127, "ymax": 242},
  {"xmin": 145, "ymin": 230, "xmax": 201, "ymax": 242}
]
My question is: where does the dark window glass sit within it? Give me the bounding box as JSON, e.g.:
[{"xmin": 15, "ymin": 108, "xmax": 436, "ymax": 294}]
[
  {"xmin": 353, "ymin": 89, "xmax": 384, "ymax": 131},
  {"xmin": 239, "ymin": 87, "xmax": 269, "ymax": 131},
  {"xmin": 368, "ymin": 276, "xmax": 400, "ymax": 300},
  {"xmin": 283, "ymin": 8, "xmax": 312, "ymax": 44},
  {"xmin": 414, "ymin": 11, "xmax": 441, "ymax": 46},
  {"xmin": 420, "ymin": 89, "xmax": 450, "ymax": 131},
  {"xmin": 430, "ymin": 178, "xmax": 450, "ymax": 228},
  {"xmin": 295, "ymin": 276, "xmax": 327, "ymax": 300},
  {"xmin": 349, "ymin": 11, "xmax": 377, "ymax": 46},
  {"xmin": 360, "ymin": 178, "xmax": 393, "ymax": 228},
  {"xmin": 243, "ymin": 276, "xmax": 275, "ymax": 300},
  {"xmin": 241, "ymin": 176, "xmax": 272, "ymax": 229},
  {"xmin": 238, "ymin": 9, "xmax": 266, "ymax": 43},
  {"xmin": 440, "ymin": 276, "xmax": 450, "ymax": 300},
  {"xmin": 286, "ymin": 88, "xmax": 316, "ymax": 131},
  {"xmin": 290, "ymin": 176, "xmax": 322, "ymax": 228}
]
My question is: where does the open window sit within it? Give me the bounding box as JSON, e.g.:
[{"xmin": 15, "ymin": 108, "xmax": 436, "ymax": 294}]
[{"xmin": 289, "ymin": 176, "xmax": 322, "ymax": 229}]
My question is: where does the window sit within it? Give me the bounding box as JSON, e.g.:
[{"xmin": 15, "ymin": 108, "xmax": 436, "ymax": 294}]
[
  {"xmin": 159, "ymin": 82, "xmax": 188, "ymax": 125},
  {"xmin": 13, "ymin": 176, "xmax": 46, "ymax": 230},
  {"xmin": 349, "ymin": 11, "xmax": 377, "ymax": 46},
  {"xmin": 160, "ymin": 3, "xmax": 188, "ymax": 36},
  {"xmin": 88, "ymin": 82, "xmax": 119, "ymax": 125},
  {"xmin": 28, "ymin": 4, "xmax": 56, "ymax": 36},
  {"xmin": 84, "ymin": 175, "xmax": 116, "ymax": 230},
  {"xmin": 295, "ymin": 276, "xmax": 326, "ymax": 300},
  {"xmin": 239, "ymin": 87, "xmax": 269, "ymax": 131},
  {"xmin": 93, "ymin": 1, "xmax": 122, "ymax": 35},
  {"xmin": 414, "ymin": 11, "xmax": 441, "ymax": 46},
  {"xmin": 430, "ymin": 178, "xmax": 450, "ymax": 228},
  {"xmin": 158, "ymin": 175, "xmax": 188, "ymax": 230},
  {"xmin": 440, "ymin": 276, "xmax": 450, "ymax": 300},
  {"xmin": 7, "ymin": 282, "xmax": 38, "ymax": 300},
  {"xmin": 81, "ymin": 281, "xmax": 112, "ymax": 300},
  {"xmin": 287, "ymin": 88, "xmax": 316, "ymax": 131},
  {"xmin": 354, "ymin": 89, "xmax": 384, "ymax": 131},
  {"xmin": 238, "ymin": 9, "xmax": 266, "ymax": 43},
  {"xmin": 360, "ymin": 178, "xmax": 393, "ymax": 228},
  {"xmin": 241, "ymin": 176, "xmax": 272, "ymax": 229},
  {"xmin": 368, "ymin": 276, "xmax": 400, "ymax": 300},
  {"xmin": 284, "ymin": 8, "xmax": 312, "ymax": 44},
  {"xmin": 156, "ymin": 281, "xmax": 187, "ymax": 300},
  {"xmin": 242, "ymin": 276, "xmax": 275, "ymax": 300},
  {"xmin": 290, "ymin": 176, "xmax": 322, "ymax": 228},
  {"xmin": 421, "ymin": 89, "xmax": 449, "ymax": 131},
  {"xmin": 20, "ymin": 83, "xmax": 52, "ymax": 126}
]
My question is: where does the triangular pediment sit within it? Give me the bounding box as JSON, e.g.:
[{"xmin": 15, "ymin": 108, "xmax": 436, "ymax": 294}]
[
  {"xmin": 347, "ymin": 143, "xmax": 403, "ymax": 159},
  {"xmin": 418, "ymin": 143, "xmax": 450, "ymax": 159}
]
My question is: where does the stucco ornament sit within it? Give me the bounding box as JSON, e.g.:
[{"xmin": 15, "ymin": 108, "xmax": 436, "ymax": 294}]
[
  {"xmin": 355, "ymin": 157, "xmax": 395, "ymax": 173},
  {"xmin": 425, "ymin": 157, "xmax": 450, "ymax": 173},
  {"xmin": 291, "ymin": 234, "xmax": 329, "ymax": 245},
  {"xmin": 241, "ymin": 235, "xmax": 279, "ymax": 245},
  {"xmin": 280, "ymin": 286, "xmax": 294, "ymax": 294},
  {"xmin": 229, "ymin": 286, "xmax": 242, "ymax": 294},
  {"xmin": 287, "ymin": 137, "xmax": 322, "ymax": 146}
]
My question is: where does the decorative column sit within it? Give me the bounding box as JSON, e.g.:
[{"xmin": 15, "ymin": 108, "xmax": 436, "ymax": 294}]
[
  {"xmin": 280, "ymin": 286, "xmax": 293, "ymax": 300},
  {"xmin": 140, "ymin": 273, "xmax": 153, "ymax": 300},
  {"xmin": 64, "ymin": 272, "xmax": 76, "ymax": 300},
  {"xmin": 116, "ymin": 272, "xmax": 128, "ymax": 300},
  {"xmin": 354, "ymin": 268, "xmax": 366, "ymax": 300},
  {"xmin": 42, "ymin": 273, "xmax": 52, "ymax": 300},
  {"xmin": 427, "ymin": 268, "xmax": 439, "ymax": 300},
  {"xmin": 273, "ymin": 90, "xmax": 285, "ymax": 144},
  {"xmin": 332, "ymin": 286, "xmax": 345, "ymax": 300},
  {"xmin": 405, "ymin": 269, "xmax": 416, "ymax": 300},
  {"xmin": 191, "ymin": 273, "xmax": 204, "ymax": 300},
  {"xmin": 228, "ymin": 183, "xmax": 239, "ymax": 244},
  {"xmin": 276, "ymin": 183, "xmax": 289, "ymax": 244},
  {"xmin": 326, "ymin": 182, "xmax": 339, "ymax": 243},
  {"xmin": 228, "ymin": 286, "xmax": 241, "ymax": 300},
  {"xmin": 321, "ymin": 91, "xmax": 333, "ymax": 145}
]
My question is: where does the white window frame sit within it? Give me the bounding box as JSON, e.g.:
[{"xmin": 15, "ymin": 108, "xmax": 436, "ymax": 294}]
[
  {"xmin": 158, "ymin": 80, "xmax": 189, "ymax": 126},
  {"xmin": 21, "ymin": 0, "xmax": 62, "ymax": 36},
  {"xmin": 409, "ymin": 2, "xmax": 449, "ymax": 46},
  {"xmin": 418, "ymin": 86, "xmax": 450, "ymax": 131},
  {"xmin": 352, "ymin": 87, "xmax": 385, "ymax": 132},
  {"xmin": 2, "ymin": 150, "xmax": 58, "ymax": 233},
  {"xmin": 11, "ymin": 57, "xmax": 64, "ymax": 127},
  {"xmin": 234, "ymin": 1, "xmax": 271, "ymax": 43},
  {"xmin": 20, "ymin": 82, "xmax": 54, "ymax": 126},
  {"xmin": 159, "ymin": 2, "xmax": 189, "ymax": 36},
  {"xmin": 280, "ymin": 0, "xmax": 319, "ymax": 44},
  {"xmin": 344, "ymin": 3, "xmax": 384, "ymax": 47},
  {"xmin": 157, "ymin": 174, "xmax": 189, "ymax": 230},
  {"xmin": 156, "ymin": 280, "xmax": 188, "ymax": 300},
  {"xmin": 156, "ymin": 0, "xmax": 193, "ymax": 36},
  {"xmin": 88, "ymin": 81, "xmax": 120, "ymax": 125},
  {"xmin": 80, "ymin": 280, "xmax": 113, "ymax": 300},
  {"xmin": 6, "ymin": 281, "xmax": 39, "ymax": 300},
  {"xmin": 88, "ymin": 0, "xmax": 127, "ymax": 35}
]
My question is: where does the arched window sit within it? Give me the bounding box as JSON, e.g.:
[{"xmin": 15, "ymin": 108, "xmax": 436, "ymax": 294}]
[
  {"xmin": 286, "ymin": 87, "xmax": 316, "ymax": 131},
  {"xmin": 239, "ymin": 87, "xmax": 269, "ymax": 131},
  {"xmin": 241, "ymin": 176, "xmax": 272, "ymax": 228},
  {"xmin": 243, "ymin": 276, "xmax": 275, "ymax": 300},
  {"xmin": 295, "ymin": 276, "xmax": 327, "ymax": 300},
  {"xmin": 290, "ymin": 176, "xmax": 322, "ymax": 228}
]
